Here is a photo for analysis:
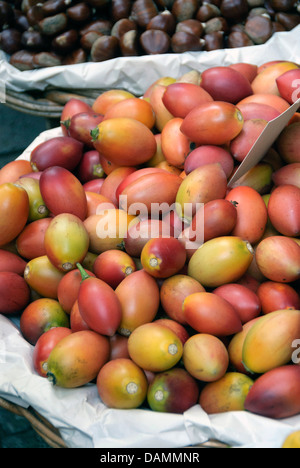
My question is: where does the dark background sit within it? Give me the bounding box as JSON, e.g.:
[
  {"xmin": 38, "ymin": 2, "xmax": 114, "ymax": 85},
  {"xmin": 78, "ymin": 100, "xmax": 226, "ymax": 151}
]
[{"xmin": 0, "ymin": 103, "xmax": 52, "ymax": 448}]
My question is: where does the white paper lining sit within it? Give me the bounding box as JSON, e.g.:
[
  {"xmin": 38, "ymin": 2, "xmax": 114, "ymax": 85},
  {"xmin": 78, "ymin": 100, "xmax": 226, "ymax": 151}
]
[{"xmin": 1, "ymin": 27, "xmax": 300, "ymax": 448}]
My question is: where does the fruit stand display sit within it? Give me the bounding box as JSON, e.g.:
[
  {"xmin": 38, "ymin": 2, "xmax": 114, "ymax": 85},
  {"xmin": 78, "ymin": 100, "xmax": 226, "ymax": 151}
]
[{"xmin": 0, "ymin": 8, "xmax": 300, "ymax": 449}]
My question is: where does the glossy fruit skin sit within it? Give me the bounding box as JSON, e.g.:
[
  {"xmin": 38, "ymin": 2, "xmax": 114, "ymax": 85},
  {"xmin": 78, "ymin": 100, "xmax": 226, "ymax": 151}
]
[
  {"xmin": 44, "ymin": 213, "xmax": 90, "ymax": 272},
  {"xmin": 147, "ymin": 367, "xmax": 199, "ymax": 413},
  {"xmin": 60, "ymin": 98, "xmax": 93, "ymax": 136},
  {"xmin": 276, "ymin": 68, "xmax": 300, "ymax": 104},
  {"xmin": 92, "ymin": 89, "xmax": 135, "ymax": 115},
  {"xmin": 244, "ymin": 365, "xmax": 300, "ymax": 419},
  {"xmin": 225, "ymin": 186, "xmax": 268, "ymax": 244},
  {"xmin": 24, "ymin": 255, "xmax": 65, "ymax": 299},
  {"xmin": 16, "ymin": 217, "xmax": 52, "ymax": 260},
  {"xmin": 276, "ymin": 122, "xmax": 300, "ymax": 164},
  {"xmin": 154, "ymin": 318, "xmax": 190, "ymax": 345},
  {"xmin": 183, "ymin": 333, "xmax": 229, "ymax": 382},
  {"xmin": 251, "ymin": 61, "xmax": 299, "ymax": 96},
  {"xmin": 140, "ymin": 236, "xmax": 187, "ymax": 279},
  {"xmin": 128, "ymin": 322, "xmax": 183, "ymax": 372},
  {"xmin": 160, "ymin": 274, "xmax": 205, "ymax": 324},
  {"xmin": 227, "ymin": 318, "xmax": 261, "ymax": 374},
  {"xmin": 183, "ymin": 292, "xmax": 242, "ymax": 336},
  {"xmin": 149, "ymin": 83, "xmax": 174, "ymax": 132},
  {"xmin": 256, "ymin": 281, "xmax": 300, "ymax": 315},
  {"xmin": 57, "ymin": 268, "xmax": 95, "ymax": 314},
  {"xmin": 188, "ymin": 236, "xmax": 254, "ymax": 288},
  {"xmin": 255, "ymin": 236, "xmax": 300, "ymax": 283},
  {"xmin": 77, "ymin": 273, "xmax": 122, "ymax": 336},
  {"xmin": 0, "ymin": 248, "xmax": 27, "ymax": 275},
  {"xmin": 282, "ymin": 431, "xmax": 300, "ymax": 448},
  {"xmin": 92, "ymin": 117, "xmax": 157, "ymax": 166},
  {"xmin": 109, "ymin": 334, "xmax": 130, "ymax": 361},
  {"xmin": 96, "ymin": 358, "xmax": 148, "ymax": 409},
  {"xmin": 213, "ymin": 283, "xmax": 261, "ymax": 324},
  {"xmin": 242, "ymin": 309, "xmax": 300, "ymax": 374},
  {"xmin": 30, "ymin": 136, "xmax": 84, "ymax": 172},
  {"xmin": 0, "ymin": 183, "xmax": 29, "ymax": 247},
  {"xmin": 0, "ymin": 271, "xmax": 31, "ymax": 315},
  {"xmin": 184, "ymin": 145, "xmax": 234, "ymax": 179},
  {"xmin": 70, "ymin": 300, "xmax": 90, "ymax": 332},
  {"xmin": 185, "ymin": 198, "xmax": 238, "ymax": 245},
  {"xmin": 84, "ymin": 209, "xmax": 137, "ymax": 254},
  {"xmin": 199, "ymin": 66, "xmax": 253, "ymax": 104},
  {"xmin": 272, "ymin": 163, "xmax": 300, "ymax": 189},
  {"xmin": 199, "ymin": 372, "xmax": 254, "ymax": 414},
  {"xmin": 267, "ymin": 184, "xmax": 300, "ymax": 237},
  {"xmin": 160, "ymin": 117, "xmax": 192, "ymax": 169},
  {"xmin": 39, "ymin": 166, "xmax": 87, "ymax": 221},
  {"xmin": 175, "ymin": 163, "xmax": 228, "ymax": 222},
  {"xmin": 47, "ymin": 330, "xmax": 110, "ymax": 388},
  {"xmin": 236, "ymin": 102, "xmax": 280, "ymax": 122},
  {"xmin": 118, "ymin": 171, "xmax": 183, "ymax": 217},
  {"xmin": 123, "ymin": 218, "xmax": 171, "ymax": 257},
  {"xmin": 93, "ymin": 249, "xmax": 136, "ymax": 289},
  {"xmin": 162, "ymin": 82, "xmax": 213, "ymax": 119},
  {"xmin": 85, "ymin": 191, "xmax": 116, "ymax": 217},
  {"xmin": 0, "ymin": 159, "xmax": 32, "ymax": 184},
  {"xmin": 16, "ymin": 177, "xmax": 49, "ymax": 222},
  {"xmin": 67, "ymin": 112, "xmax": 104, "ymax": 148},
  {"xmin": 237, "ymin": 93, "xmax": 290, "ymax": 114},
  {"xmin": 230, "ymin": 118, "xmax": 268, "ymax": 163},
  {"xmin": 115, "ymin": 269, "xmax": 160, "ymax": 336},
  {"xmin": 102, "ymin": 97, "xmax": 156, "ymax": 129},
  {"xmin": 180, "ymin": 101, "xmax": 244, "ymax": 146},
  {"xmin": 77, "ymin": 150, "xmax": 105, "ymax": 184},
  {"xmin": 20, "ymin": 298, "xmax": 70, "ymax": 345},
  {"xmin": 33, "ymin": 327, "xmax": 72, "ymax": 377},
  {"xmin": 83, "ymin": 178, "xmax": 105, "ymax": 194}
]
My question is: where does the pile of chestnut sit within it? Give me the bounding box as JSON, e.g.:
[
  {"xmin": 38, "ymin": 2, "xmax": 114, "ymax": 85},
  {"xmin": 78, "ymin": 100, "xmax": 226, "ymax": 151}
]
[{"xmin": 0, "ymin": 0, "xmax": 300, "ymax": 70}]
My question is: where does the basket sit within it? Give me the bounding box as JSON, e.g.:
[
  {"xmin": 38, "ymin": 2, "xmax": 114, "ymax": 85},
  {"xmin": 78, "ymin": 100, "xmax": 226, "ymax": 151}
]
[
  {"xmin": 4, "ymin": 88, "xmax": 104, "ymax": 120},
  {"xmin": 0, "ymin": 396, "xmax": 230, "ymax": 449},
  {"xmin": 0, "ymin": 396, "xmax": 67, "ymax": 448}
]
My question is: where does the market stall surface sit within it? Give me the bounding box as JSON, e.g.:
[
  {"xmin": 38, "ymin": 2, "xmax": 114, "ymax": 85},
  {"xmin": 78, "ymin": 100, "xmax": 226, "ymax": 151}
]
[{"xmin": 0, "ymin": 103, "xmax": 53, "ymax": 448}]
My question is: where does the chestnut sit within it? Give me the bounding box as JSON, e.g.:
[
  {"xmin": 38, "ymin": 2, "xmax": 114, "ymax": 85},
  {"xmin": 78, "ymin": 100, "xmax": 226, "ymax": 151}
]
[
  {"xmin": 90, "ymin": 34, "xmax": 120, "ymax": 61},
  {"xmin": 196, "ymin": 2, "xmax": 221, "ymax": 22},
  {"xmin": 32, "ymin": 51, "xmax": 62, "ymax": 67},
  {"xmin": 244, "ymin": 14, "xmax": 273, "ymax": 43},
  {"xmin": 146, "ymin": 10, "xmax": 177, "ymax": 35},
  {"xmin": 111, "ymin": 0, "xmax": 133, "ymax": 22},
  {"xmin": 51, "ymin": 29, "xmax": 78, "ymax": 54},
  {"xmin": 130, "ymin": 0, "xmax": 159, "ymax": 29},
  {"xmin": 272, "ymin": 20, "xmax": 286, "ymax": 32},
  {"xmin": 227, "ymin": 29, "xmax": 254, "ymax": 47},
  {"xmin": 203, "ymin": 30, "xmax": 224, "ymax": 50},
  {"xmin": 140, "ymin": 28, "xmax": 170, "ymax": 54},
  {"xmin": 26, "ymin": 4, "xmax": 44, "ymax": 26},
  {"xmin": 203, "ymin": 16, "xmax": 229, "ymax": 34},
  {"xmin": 79, "ymin": 19, "xmax": 112, "ymax": 36},
  {"xmin": 66, "ymin": 3, "xmax": 92, "ymax": 23},
  {"xmin": 21, "ymin": 29, "xmax": 49, "ymax": 51},
  {"xmin": 171, "ymin": 30, "xmax": 205, "ymax": 53},
  {"xmin": 13, "ymin": 9, "xmax": 30, "ymax": 30},
  {"xmin": 111, "ymin": 18, "xmax": 138, "ymax": 39},
  {"xmin": 172, "ymin": 0, "xmax": 199, "ymax": 22},
  {"xmin": 38, "ymin": 13, "xmax": 68, "ymax": 36},
  {"xmin": 80, "ymin": 30, "xmax": 103, "ymax": 51},
  {"xmin": 0, "ymin": 27, "xmax": 21, "ymax": 54},
  {"xmin": 41, "ymin": 0, "xmax": 71, "ymax": 17},
  {"xmin": 220, "ymin": 0, "xmax": 249, "ymax": 22},
  {"xmin": 62, "ymin": 47, "xmax": 87, "ymax": 64},
  {"xmin": 175, "ymin": 19, "xmax": 204, "ymax": 37},
  {"xmin": 269, "ymin": 0, "xmax": 295, "ymax": 11},
  {"xmin": 120, "ymin": 28, "xmax": 141, "ymax": 55},
  {"xmin": 9, "ymin": 48, "xmax": 35, "ymax": 69},
  {"xmin": 275, "ymin": 12, "xmax": 300, "ymax": 30}
]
